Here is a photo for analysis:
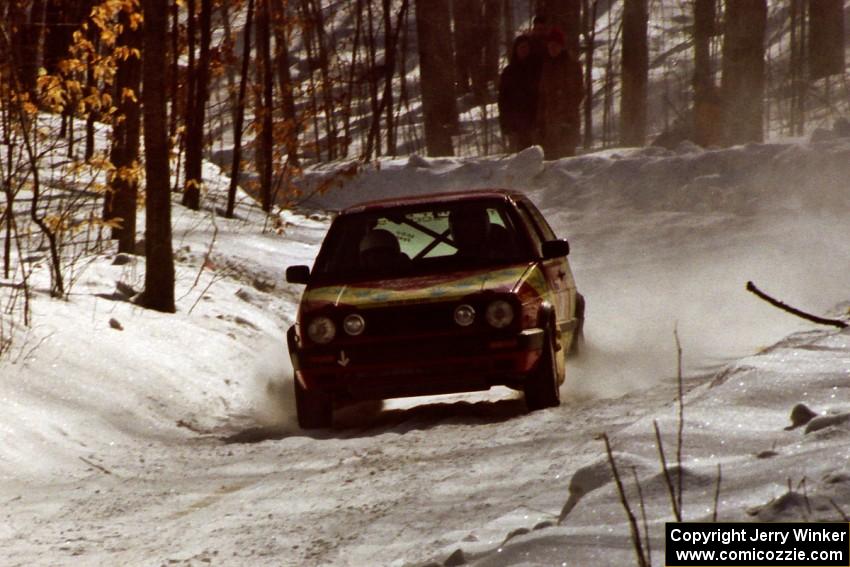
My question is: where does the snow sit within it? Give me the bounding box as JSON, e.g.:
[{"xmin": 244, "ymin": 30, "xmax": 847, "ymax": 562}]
[{"xmin": 2, "ymin": 133, "xmax": 850, "ymax": 565}]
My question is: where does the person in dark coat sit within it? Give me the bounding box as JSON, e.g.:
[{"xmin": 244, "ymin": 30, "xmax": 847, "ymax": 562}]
[
  {"xmin": 536, "ymin": 27, "xmax": 583, "ymax": 159},
  {"xmin": 527, "ymin": 15, "xmax": 549, "ymax": 67},
  {"xmin": 498, "ymin": 35, "xmax": 539, "ymax": 153}
]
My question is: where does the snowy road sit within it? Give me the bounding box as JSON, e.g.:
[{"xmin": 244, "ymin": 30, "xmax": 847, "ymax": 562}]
[
  {"xmin": 3, "ymin": 141, "xmax": 850, "ymax": 566},
  {"xmin": 2, "ymin": 382, "xmax": 682, "ymax": 566}
]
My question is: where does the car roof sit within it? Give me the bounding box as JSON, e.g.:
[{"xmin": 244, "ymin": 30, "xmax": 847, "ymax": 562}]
[{"xmin": 340, "ymin": 189, "xmax": 527, "ymax": 214}]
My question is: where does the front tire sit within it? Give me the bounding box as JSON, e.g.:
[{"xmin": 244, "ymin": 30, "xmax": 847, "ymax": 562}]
[
  {"xmin": 294, "ymin": 377, "xmax": 333, "ymax": 429},
  {"xmin": 525, "ymin": 332, "xmax": 561, "ymax": 411}
]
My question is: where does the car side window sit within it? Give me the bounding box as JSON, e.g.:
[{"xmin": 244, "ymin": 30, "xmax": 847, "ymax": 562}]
[
  {"xmin": 515, "ymin": 204, "xmax": 544, "ymax": 256},
  {"xmin": 519, "ymin": 201, "xmax": 557, "ymax": 242}
]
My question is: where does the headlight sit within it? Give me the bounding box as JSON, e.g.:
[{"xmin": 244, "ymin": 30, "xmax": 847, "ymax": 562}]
[
  {"xmin": 454, "ymin": 304, "xmax": 476, "ymax": 327},
  {"xmin": 343, "ymin": 313, "xmax": 365, "ymax": 336},
  {"xmin": 307, "ymin": 316, "xmax": 336, "ymax": 344},
  {"xmin": 485, "ymin": 300, "xmax": 514, "ymax": 328}
]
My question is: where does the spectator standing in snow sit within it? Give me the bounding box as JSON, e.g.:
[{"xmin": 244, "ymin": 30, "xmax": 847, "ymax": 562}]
[
  {"xmin": 536, "ymin": 28, "xmax": 583, "ymax": 159},
  {"xmin": 498, "ymin": 35, "xmax": 539, "ymax": 153}
]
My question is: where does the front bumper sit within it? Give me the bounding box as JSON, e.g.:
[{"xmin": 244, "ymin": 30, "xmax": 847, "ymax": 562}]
[{"xmin": 288, "ymin": 328, "xmax": 545, "ymax": 401}]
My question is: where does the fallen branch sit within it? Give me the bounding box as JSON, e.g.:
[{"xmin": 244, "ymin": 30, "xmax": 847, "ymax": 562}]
[
  {"xmin": 746, "ymin": 281, "xmax": 847, "ymax": 329},
  {"xmin": 712, "ymin": 463, "xmax": 722, "ymax": 522},
  {"xmin": 79, "ymin": 456, "xmax": 112, "ymax": 475},
  {"xmin": 653, "ymin": 419, "xmax": 681, "ymax": 521},
  {"xmin": 602, "ymin": 433, "xmax": 649, "ymax": 567}
]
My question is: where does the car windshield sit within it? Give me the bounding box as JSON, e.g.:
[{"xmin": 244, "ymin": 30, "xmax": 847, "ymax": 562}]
[{"xmin": 312, "ymin": 199, "xmax": 532, "ymax": 281}]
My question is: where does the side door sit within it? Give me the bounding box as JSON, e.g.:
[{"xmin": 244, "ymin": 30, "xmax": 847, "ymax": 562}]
[{"xmin": 515, "ymin": 199, "xmax": 575, "ymax": 333}]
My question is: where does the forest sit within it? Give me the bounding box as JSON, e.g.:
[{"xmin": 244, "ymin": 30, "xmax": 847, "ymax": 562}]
[
  {"xmin": 2, "ymin": 3, "xmax": 850, "ymax": 564},
  {"xmin": 0, "ymin": 0, "xmax": 847, "ymax": 322}
]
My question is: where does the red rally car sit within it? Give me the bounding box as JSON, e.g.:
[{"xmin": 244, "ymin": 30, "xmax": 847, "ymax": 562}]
[{"xmin": 286, "ymin": 189, "xmax": 585, "ymax": 428}]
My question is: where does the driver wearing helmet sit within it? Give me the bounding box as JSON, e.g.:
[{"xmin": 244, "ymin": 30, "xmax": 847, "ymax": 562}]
[{"xmin": 359, "ymin": 228, "xmax": 405, "ymax": 270}]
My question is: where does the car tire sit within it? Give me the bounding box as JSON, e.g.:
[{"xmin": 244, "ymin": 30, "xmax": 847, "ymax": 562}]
[
  {"xmin": 294, "ymin": 377, "xmax": 333, "ymax": 429},
  {"xmin": 525, "ymin": 331, "xmax": 561, "ymax": 411},
  {"xmin": 569, "ymin": 293, "xmax": 586, "ymax": 357}
]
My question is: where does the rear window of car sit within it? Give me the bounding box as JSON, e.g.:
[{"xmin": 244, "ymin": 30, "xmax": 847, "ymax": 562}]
[{"xmin": 312, "ymin": 199, "xmax": 532, "ymax": 280}]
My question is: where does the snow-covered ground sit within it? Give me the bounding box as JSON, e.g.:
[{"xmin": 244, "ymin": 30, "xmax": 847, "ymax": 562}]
[{"xmin": 2, "ymin": 132, "xmax": 850, "ymax": 566}]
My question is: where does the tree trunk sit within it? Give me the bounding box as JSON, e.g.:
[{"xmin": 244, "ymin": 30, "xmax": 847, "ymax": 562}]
[
  {"xmin": 309, "ymin": 0, "xmax": 337, "ymax": 160},
  {"xmin": 257, "ymin": 0, "xmax": 274, "ymax": 212},
  {"xmin": 340, "ymin": 0, "xmax": 363, "ymax": 157},
  {"xmin": 620, "ymin": 0, "xmax": 647, "ymax": 147},
  {"xmin": 502, "ymin": 0, "xmax": 513, "ymax": 66},
  {"xmin": 364, "ymin": 0, "xmax": 381, "ymax": 156},
  {"xmin": 271, "ymin": 0, "xmax": 299, "ymax": 166},
  {"xmin": 692, "ymin": 0, "xmax": 721, "ymax": 147},
  {"xmin": 452, "ymin": 0, "xmax": 475, "ymax": 95},
  {"xmin": 363, "ymin": 0, "xmax": 409, "ymax": 160},
  {"xmin": 10, "ymin": 0, "xmax": 47, "ymax": 97},
  {"xmin": 789, "ymin": 0, "xmax": 806, "ymax": 135},
  {"xmin": 141, "ymin": 0, "xmax": 176, "ymax": 313},
  {"xmin": 168, "ymin": 0, "xmax": 180, "ymax": 139},
  {"xmin": 721, "ymin": 0, "xmax": 766, "ymax": 145},
  {"xmin": 84, "ymin": 28, "xmax": 101, "ymax": 161},
  {"xmin": 581, "ymin": 0, "xmax": 597, "ymax": 149},
  {"xmin": 808, "ymin": 0, "xmax": 844, "ymax": 80},
  {"xmin": 483, "ymin": 0, "xmax": 501, "ymax": 91},
  {"xmin": 182, "ymin": 0, "xmax": 212, "ymax": 210},
  {"xmin": 105, "ymin": 5, "xmax": 143, "ymax": 253},
  {"xmin": 226, "ymin": 0, "xmax": 255, "ymax": 219},
  {"xmin": 465, "ymin": 0, "xmax": 501, "ymax": 104},
  {"xmin": 382, "ymin": 0, "xmax": 396, "ymax": 155},
  {"xmin": 42, "ymin": 0, "xmax": 70, "ymax": 76},
  {"xmin": 415, "ymin": 0, "xmax": 457, "ymax": 156}
]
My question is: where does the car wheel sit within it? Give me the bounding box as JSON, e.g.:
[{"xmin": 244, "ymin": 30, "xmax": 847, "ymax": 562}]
[
  {"xmin": 569, "ymin": 293, "xmax": 586, "ymax": 357},
  {"xmin": 294, "ymin": 377, "xmax": 333, "ymax": 429},
  {"xmin": 525, "ymin": 331, "xmax": 561, "ymax": 411}
]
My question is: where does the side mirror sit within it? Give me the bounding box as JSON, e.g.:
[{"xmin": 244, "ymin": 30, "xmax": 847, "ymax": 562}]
[
  {"xmin": 286, "ymin": 265, "xmax": 311, "ymax": 285},
  {"xmin": 541, "ymin": 239, "xmax": 570, "ymax": 259}
]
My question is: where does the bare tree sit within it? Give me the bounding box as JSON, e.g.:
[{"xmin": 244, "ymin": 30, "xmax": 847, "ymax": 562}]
[
  {"xmin": 581, "ymin": 0, "xmax": 598, "ymax": 149},
  {"xmin": 168, "ymin": 0, "xmax": 180, "ymax": 140},
  {"xmin": 452, "ymin": 0, "xmax": 475, "ymax": 95},
  {"xmin": 721, "ymin": 0, "xmax": 766, "ymax": 145},
  {"xmin": 271, "ymin": 0, "xmax": 299, "ymax": 166},
  {"xmin": 182, "ymin": 0, "xmax": 212, "ymax": 211},
  {"xmin": 415, "ymin": 0, "xmax": 458, "ymax": 156},
  {"xmin": 9, "ymin": 0, "xmax": 47, "ymax": 98},
  {"xmin": 808, "ymin": 0, "xmax": 844, "ymax": 81},
  {"xmin": 620, "ymin": 0, "xmax": 648, "ymax": 147},
  {"xmin": 363, "ymin": 0, "xmax": 409, "ymax": 160},
  {"xmin": 464, "ymin": 0, "xmax": 501, "ymax": 104},
  {"xmin": 257, "ymin": 0, "xmax": 274, "ymax": 212},
  {"xmin": 226, "ymin": 0, "xmax": 255, "ymax": 219},
  {"xmin": 789, "ymin": 0, "xmax": 806, "ymax": 136},
  {"xmin": 692, "ymin": 0, "xmax": 721, "ymax": 147}
]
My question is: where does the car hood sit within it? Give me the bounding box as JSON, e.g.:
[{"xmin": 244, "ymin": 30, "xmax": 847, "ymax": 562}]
[{"xmin": 301, "ymin": 263, "xmax": 537, "ymax": 310}]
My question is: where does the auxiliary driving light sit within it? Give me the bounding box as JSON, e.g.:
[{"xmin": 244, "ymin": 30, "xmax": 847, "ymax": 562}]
[
  {"xmin": 454, "ymin": 304, "xmax": 476, "ymax": 327},
  {"xmin": 343, "ymin": 313, "xmax": 366, "ymax": 336}
]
